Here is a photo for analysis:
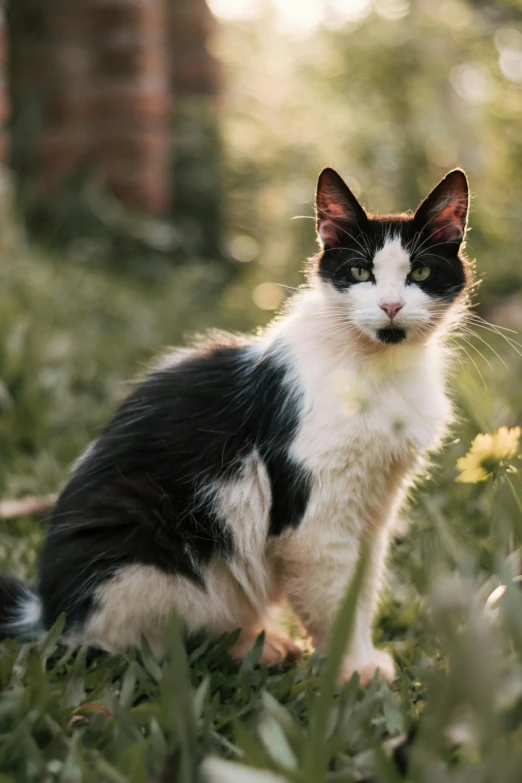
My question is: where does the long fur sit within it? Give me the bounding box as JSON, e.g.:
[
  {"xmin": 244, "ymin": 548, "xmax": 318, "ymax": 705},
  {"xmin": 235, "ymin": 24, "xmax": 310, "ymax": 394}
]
[{"xmin": 0, "ymin": 167, "xmax": 471, "ymax": 682}]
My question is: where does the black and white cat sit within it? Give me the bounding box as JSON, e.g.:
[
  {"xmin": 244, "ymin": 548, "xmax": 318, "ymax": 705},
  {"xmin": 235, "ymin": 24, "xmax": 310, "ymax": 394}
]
[{"xmin": 0, "ymin": 167, "xmax": 470, "ymax": 684}]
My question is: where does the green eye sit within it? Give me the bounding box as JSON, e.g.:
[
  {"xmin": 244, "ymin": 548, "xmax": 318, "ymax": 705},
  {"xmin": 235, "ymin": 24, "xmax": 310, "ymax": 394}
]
[
  {"xmin": 351, "ymin": 266, "xmax": 372, "ymax": 282},
  {"xmin": 410, "ymin": 266, "xmax": 431, "ymax": 282}
]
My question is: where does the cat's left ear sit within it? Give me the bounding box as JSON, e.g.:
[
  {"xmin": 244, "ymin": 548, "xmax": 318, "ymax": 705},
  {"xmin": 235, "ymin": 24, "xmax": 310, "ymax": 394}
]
[
  {"xmin": 315, "ymin": 168, "xmax": 368, "ymax": 250},
  {"xmin": 414, "ymin": 169, "xmax": 469, "ymax": 244}
]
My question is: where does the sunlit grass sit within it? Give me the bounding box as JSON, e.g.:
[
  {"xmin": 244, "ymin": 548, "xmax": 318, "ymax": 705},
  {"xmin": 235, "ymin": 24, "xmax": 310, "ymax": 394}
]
[{"xmin": 2, "ymin": 241, "xmax": 522, "ymax": 780}]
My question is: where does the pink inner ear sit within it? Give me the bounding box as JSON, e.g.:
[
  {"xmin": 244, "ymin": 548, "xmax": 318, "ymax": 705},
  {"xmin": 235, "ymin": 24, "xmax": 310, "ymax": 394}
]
[
  {"xmin": 323, "ymin": 198, "xmax": 348, "ymax": 218},
  {"xmin": 318, "ymin": 219, "xmax": 339, "ymax": 247},
  {"xmin": 317, "ymin": 196, "xmax": 350, "ymax": 246},
  {"xmin": 431, "ymin": 203, "xmax": 465, "ymax": 241}
]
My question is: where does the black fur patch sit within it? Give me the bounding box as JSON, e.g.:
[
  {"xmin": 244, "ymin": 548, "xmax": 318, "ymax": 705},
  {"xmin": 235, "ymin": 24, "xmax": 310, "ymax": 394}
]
[
  {"xmin": 38, "ymin": 339, "xmax": 310, "ymax": 632},
  {"xmin": 377, "ymin": 328, "xmax": 407, "ymax": 344},
  {"xmin": 318, "ymin": 219, "xmax": 396, "ymax": 292},
  {"xmin": 0, "ymin": 574, "xmax": 33, "ymax": 640}
]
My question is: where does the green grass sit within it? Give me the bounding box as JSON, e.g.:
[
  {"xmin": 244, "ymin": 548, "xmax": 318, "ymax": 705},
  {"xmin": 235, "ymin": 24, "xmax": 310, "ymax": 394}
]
[{"xmin": 2, "ymin": 244, "xmax": 522, "ymax": 782}]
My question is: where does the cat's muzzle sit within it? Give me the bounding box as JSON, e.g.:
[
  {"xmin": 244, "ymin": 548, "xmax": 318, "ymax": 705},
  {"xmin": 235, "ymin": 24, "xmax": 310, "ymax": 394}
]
[{"xmin": 376, "ymin": 328, "xmax": 407, "ymax": 344}]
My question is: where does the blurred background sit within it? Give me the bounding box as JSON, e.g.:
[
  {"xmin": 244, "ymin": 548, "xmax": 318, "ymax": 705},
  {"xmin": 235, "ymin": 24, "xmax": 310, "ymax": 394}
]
[
  {"xmin": 5, "ymin": 5, "xmax": 522, "ymax": 774},
  {"xmin": 2, "ymin": 0, "xmax": 522, "ymax": 566}
]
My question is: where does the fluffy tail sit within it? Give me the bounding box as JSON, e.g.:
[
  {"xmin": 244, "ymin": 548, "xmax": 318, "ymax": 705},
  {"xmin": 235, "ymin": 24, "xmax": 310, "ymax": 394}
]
[{"xmin": 0, "ymin": 574, "xmax": 43, "ymax": 641}]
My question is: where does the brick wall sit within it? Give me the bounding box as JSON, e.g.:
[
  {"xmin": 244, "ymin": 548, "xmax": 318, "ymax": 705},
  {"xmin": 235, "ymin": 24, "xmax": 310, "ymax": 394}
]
[
  {"xmin": 90, "ymin": 0, "xmax": 171, "ymax": 213},
  {"xmin": 170, "ymin": 0, "xmax": 222, "ymax": 97},
  {"xmin": 7, "ymin": 0, "xmax": 221, "ymax": 216},
  {"xmin": 0, "ymin": 0, "xmax": 8, "ymax": 170}
]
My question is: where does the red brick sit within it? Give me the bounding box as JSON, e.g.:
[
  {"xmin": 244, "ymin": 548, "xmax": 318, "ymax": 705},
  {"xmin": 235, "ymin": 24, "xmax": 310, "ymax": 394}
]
[
  {"xmin": 93, "ymin": 44, "xmax": 166, "ymax": 82},
  {"xmin": 36, "ymin": 132, "xmax": 91, "ymax": 163},
  {"xmin": 174, "ymin": 57, "xmax": 222, "ymax": 95},
  {"xmin": 96, "ymin": 130, "xmax": 169, "ymax": 167},
  {"xmin": 8, "ymin": 0, "xmax": 221, "ymax": 214},
  {"xmin": 91, "ymin": 4, "xmax": 166, "ymax": 42},
  {"xmin": 0, "ymin": 0, "xmax": 8, "ymax": 167},
  {"xmin": 168, "ymin": 0, "xmax": 217, "ymax": 42},
  {"xmin": 170, "ymin": 14, "xmax": 215, "ymax": 42},
  {"xmin": 0, "ymin": 134, "xmax": 9, "ymax": 165},
  {"xmin": 10, "ymin": 45, "xmax": 91, "ymax": 95},
  {"xmin": 91, "ymin": 86, "xmax": 170, "ymax": 123},
  {"xmin": 0, "ymin": 34, "xmax": 7, "ymax": 67},
  {"xmin": 108, "ymin": 173, "xmax": 170, "ymax": 214},
  {"xmin": 168, "ymin": 0, "xmax": 221, "ymax": 97},
  {"xmin": 0, "ymin": 93, "xmax": 11, "ymax": 123},
  {"xmin": 42, "ymin": 92, "xmax": 97, "ymax": 125}
]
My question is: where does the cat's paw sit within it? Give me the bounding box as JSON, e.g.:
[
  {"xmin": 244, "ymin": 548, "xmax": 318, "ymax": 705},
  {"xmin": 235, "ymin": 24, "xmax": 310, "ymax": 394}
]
[
  {"xmin": 229, "ymin": 629, "xmax": 303, "ymax": 666},
  {"xmin": 339, "ymin": 648, "xmax": 395, "ymax": 687}
]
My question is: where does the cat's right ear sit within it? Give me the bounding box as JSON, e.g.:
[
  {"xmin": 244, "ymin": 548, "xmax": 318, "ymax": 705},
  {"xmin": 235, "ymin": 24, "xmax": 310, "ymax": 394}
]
[
  {"xmin": 414, "ymin": 169, "xmax": 469, "ymax": 244},
  {"xmin": 315, "ymin": 168, "xmax": 367, "ymax": 250}
]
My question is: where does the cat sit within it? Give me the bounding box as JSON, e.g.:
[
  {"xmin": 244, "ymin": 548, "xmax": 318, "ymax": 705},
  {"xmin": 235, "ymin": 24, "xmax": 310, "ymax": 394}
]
[{"xmin": 0, "ymin": 167, "xmax": 471, "ymax": 684}]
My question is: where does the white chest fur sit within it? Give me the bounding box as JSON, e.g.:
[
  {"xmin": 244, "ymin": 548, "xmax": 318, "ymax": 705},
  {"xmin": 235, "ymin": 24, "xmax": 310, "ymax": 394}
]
[
  {"xmin": 293, "ymin": 344, "xmax": 450, "ymax": 469},
  {"xmin": 279, "ymin": 308, "xmax": 452, "ymax": 539}
]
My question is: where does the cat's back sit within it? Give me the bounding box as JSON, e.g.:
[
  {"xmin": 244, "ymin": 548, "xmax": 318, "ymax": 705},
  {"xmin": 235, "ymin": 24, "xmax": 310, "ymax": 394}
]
[
  {"xmin": 38, "ymin": 333, "xmax": 306, "ymax": 629},
  {"xmin": 57, "ymin": 335, "xmax": 263, "ymax": 495}
]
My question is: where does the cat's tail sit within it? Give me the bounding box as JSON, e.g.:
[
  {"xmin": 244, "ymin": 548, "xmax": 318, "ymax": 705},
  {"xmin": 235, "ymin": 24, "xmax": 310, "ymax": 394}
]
[{"xmin": 0, "ymin": 574, "xmax": 43, "ymax": 641}]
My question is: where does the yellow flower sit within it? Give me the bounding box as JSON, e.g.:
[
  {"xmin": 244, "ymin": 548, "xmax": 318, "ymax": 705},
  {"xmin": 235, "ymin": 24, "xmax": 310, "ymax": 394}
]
[{"xmin": 456, "ymin": 426, "xmax": 521, "ymax": 483}]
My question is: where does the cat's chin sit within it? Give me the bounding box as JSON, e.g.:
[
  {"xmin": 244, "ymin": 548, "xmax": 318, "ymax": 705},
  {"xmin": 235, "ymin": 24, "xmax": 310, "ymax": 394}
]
[{"xmin": 376, "ymin": 328, "xmax": 407, "ymax": 345}]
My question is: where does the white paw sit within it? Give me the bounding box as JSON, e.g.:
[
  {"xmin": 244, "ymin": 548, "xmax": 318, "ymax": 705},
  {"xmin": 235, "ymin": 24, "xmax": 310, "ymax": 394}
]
[{"xmin": 339, "ymin": 647, "xmax": 395, "ymax": 686}]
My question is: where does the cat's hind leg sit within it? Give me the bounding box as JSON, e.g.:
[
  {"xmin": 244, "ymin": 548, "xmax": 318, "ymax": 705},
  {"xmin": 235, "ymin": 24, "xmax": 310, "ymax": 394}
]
[
  {"xmin": 77, "ymin": 556, "xmax": 301, "ymax": 665},
  {"xmin": 76, "ymin": 558, "xmax": 258, "ymax": 656}
]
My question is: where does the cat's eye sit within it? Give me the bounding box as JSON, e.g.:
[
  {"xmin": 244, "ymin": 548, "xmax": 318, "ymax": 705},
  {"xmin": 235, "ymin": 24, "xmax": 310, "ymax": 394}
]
[
  {"xmin": 351, "ymin": 266, "xmax": 372, "ymax": 282},
  {"xmin": 409, "ymin": 266, "xmax": 431, "ymax": 282}
]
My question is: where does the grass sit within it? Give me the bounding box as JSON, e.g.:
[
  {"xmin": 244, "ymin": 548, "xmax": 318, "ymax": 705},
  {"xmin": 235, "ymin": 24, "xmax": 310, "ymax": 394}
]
[{"xmin": 2, "ymin": 242, "xmax": 522, "ymax": 782}]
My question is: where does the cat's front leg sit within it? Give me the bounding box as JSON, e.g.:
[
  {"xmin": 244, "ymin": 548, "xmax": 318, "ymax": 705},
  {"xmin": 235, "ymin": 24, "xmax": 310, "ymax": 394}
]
[{"xmin": 275, "ymin": 526, "xmax": 395, "ymax": 686}]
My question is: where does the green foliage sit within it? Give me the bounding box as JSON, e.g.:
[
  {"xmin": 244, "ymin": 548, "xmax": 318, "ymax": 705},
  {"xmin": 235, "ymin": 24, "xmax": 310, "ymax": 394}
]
[{"xmin": 171, "ymin": 100, "xmax": 227, "ymax": 259}]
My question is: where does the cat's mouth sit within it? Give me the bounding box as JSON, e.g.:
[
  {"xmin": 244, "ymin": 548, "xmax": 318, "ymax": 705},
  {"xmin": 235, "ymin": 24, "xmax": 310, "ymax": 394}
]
[{"xmin": 376, "ymin": 328, "xmax": 407, "ymax": 345}]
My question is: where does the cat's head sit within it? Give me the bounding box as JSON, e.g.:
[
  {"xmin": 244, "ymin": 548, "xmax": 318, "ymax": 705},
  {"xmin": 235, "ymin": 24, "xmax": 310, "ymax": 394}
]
[{"xmin": 313, "ymin": 167, "xmax": 471, "ymax": 349}]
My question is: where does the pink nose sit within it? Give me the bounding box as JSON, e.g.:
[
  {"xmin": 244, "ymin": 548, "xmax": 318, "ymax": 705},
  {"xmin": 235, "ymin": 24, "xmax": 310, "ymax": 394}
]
[{"xmin": 380, "ymin": 301, "xmax": 404, "ymax": 319}]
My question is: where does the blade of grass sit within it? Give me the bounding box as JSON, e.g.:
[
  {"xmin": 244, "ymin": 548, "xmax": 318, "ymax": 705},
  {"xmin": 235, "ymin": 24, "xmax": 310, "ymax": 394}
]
[
  {"xmin": 160, "ymin": 612, "xmax": 198, "ymax": 782},
  {"xmin": 38, "ymin": 612, "xmax": 65, "ymax": 665}
]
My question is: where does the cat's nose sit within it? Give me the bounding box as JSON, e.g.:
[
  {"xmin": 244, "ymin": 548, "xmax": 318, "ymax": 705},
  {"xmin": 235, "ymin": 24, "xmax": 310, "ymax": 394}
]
[{"xmin": 379, "ymin": 300, "xmax": 404, "ymax": 319}]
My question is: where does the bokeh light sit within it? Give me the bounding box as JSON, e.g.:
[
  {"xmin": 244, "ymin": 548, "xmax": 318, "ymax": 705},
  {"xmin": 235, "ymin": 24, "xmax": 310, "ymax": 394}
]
[{"xmin": 252, "ymin": 282, "xmax": 283, "ymax": 310}]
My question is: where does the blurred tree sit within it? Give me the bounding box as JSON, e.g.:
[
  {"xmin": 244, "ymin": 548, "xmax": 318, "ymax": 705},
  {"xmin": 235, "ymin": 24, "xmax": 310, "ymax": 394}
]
[{"xmin": 5, "ymin": 0, "xmax": 224, "ymax": 259}]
